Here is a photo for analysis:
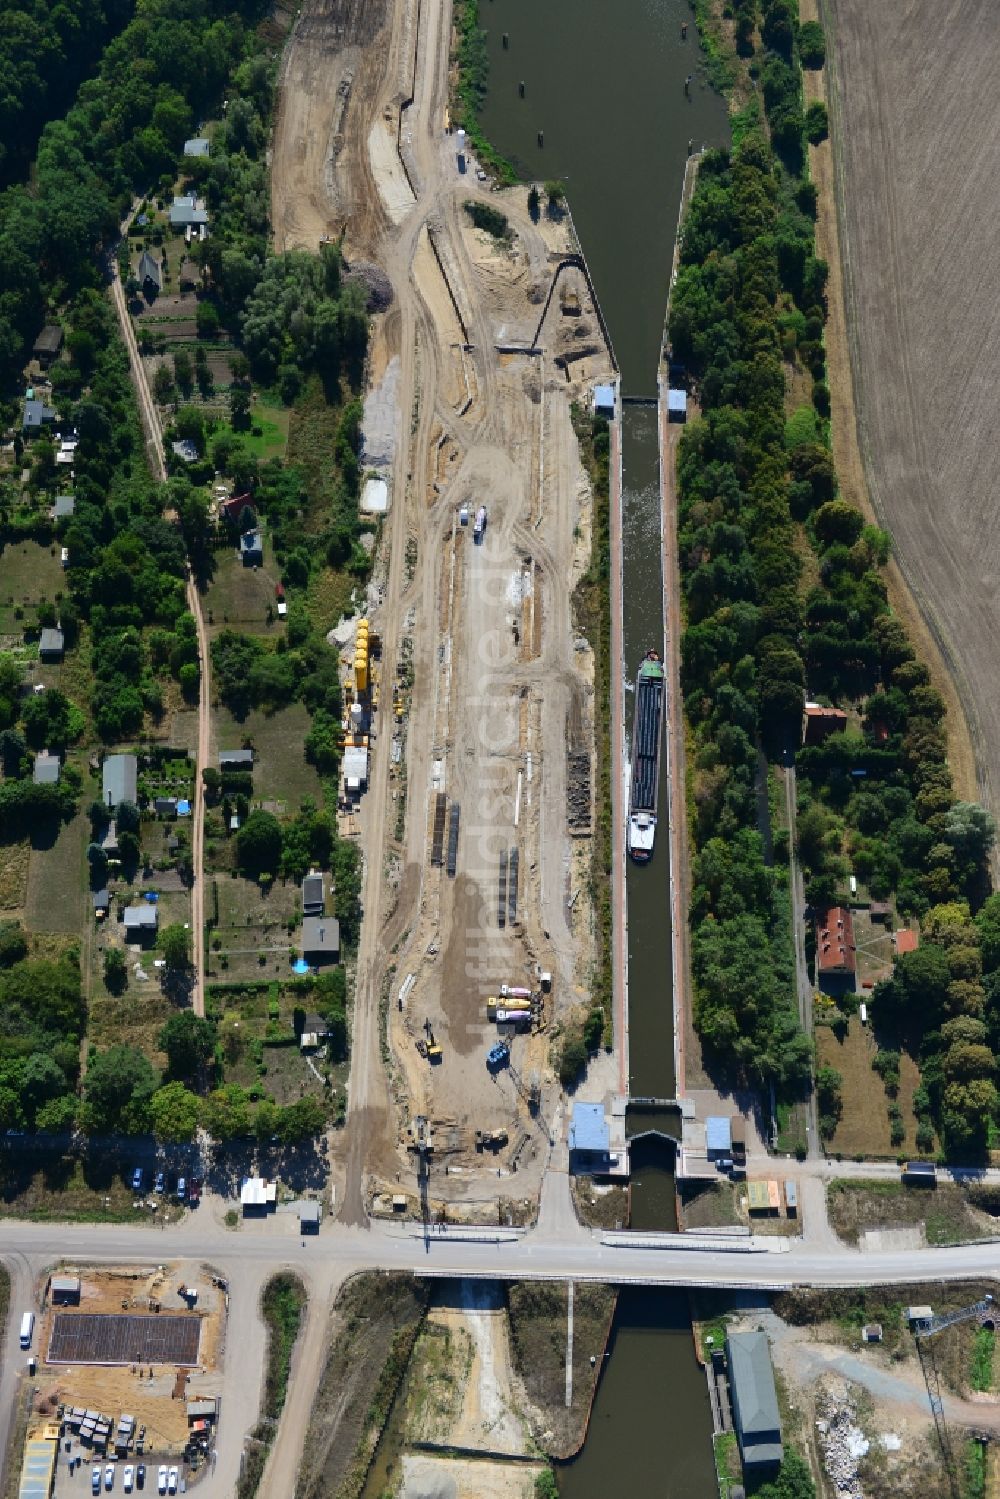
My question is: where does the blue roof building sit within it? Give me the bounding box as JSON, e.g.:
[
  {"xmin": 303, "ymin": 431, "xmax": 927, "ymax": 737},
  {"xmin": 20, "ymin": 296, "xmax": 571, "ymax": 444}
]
[
  {"xmin": 593, "ymin": 384, "xmax": 616, "ymax": 418},
  {"xmin": 706, "ymin": 1116, "xmax": 732, "ymax": 1157},
  {"xmin": 569, "ymin": 1101, "xmax": 610, "ymax": 1172}
]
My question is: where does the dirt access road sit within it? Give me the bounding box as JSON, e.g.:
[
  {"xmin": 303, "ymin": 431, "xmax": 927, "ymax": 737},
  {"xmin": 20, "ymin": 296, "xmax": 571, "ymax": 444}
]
[
  {"xmin": 821, "ymin": 0, "xmax": 1000, "ymax": 851},
  {"xmin": 272, "ymin": 0, "xmax": 612, "ymax": 1221},
  {"xmin": 109, "ymin": 246, "xmax": 209, "ymax": 1016}
]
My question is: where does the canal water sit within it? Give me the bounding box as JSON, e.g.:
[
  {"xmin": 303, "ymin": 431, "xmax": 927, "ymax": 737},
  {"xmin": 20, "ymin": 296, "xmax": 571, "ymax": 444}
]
[{"xmin": 480, "ymin": 3, "xmax": 729, "ymax": 1494}]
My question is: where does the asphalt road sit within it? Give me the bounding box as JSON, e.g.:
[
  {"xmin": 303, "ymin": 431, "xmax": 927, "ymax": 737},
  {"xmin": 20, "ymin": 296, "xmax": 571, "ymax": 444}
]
[{"xmin": 5, "ymin": 1195, "xmax": 1000, "ymax": 1498}]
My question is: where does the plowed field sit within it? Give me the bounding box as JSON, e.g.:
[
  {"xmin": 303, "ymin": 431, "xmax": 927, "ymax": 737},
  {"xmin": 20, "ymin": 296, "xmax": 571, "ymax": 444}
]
[{"xmin": 824, "ymin": 0, "xmax": 1000, "ymax": 832}]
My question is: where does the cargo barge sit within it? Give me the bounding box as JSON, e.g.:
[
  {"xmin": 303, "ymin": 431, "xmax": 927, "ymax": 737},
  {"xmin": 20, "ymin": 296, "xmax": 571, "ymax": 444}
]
[{"xmin": 627, "ymin": 649, "xmax": 664, "ymax": 862}]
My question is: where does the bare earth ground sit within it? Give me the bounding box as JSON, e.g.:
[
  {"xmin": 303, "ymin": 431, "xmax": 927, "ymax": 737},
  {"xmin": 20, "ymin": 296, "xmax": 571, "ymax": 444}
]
[
  {"xmin": 270, "ymin": 0, "xmax": 614, "ymax": 1221},
  {"xmin": 818, "ymin": 0, "xmax": 996, "ymax": 818}
]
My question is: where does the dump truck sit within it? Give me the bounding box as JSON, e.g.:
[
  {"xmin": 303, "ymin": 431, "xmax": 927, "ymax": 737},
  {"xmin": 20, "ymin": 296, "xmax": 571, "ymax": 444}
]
[
  {"xmin": 473, "ymin": 505, "xmax": 487, "ymax": 540},
  {"xmin": 500, "ymin": 984, "xmax": 532, "ymax": 999}
]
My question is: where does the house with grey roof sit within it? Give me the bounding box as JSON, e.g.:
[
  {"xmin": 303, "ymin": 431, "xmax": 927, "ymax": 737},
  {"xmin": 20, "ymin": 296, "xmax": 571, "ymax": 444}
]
[
  {"xmin": 726, "ymin": 1332, "xmax": 782, "ymax": 1470},
  {"xmin": 154, "ymin": 797, "xmax": 178, "ymax": 818},
  {"xmin": 219, "ymin": 749, "xmax": 254, "ymax": 770},
  {"xmin": 92, "ymin": 888, "xmax": 110, "ymax": 915},
  {"xmin": 123, "ymin": 904, "xmax": 158, "ymax": 940},
  {"xmin": 301, "ymin": 916, "xmax": 340, "ymax": 966},
  {"xmin": 102, "ymin": 753, "xmax": 138, "ymax": 809},
  {"xmin": 52, "ymin": 495, "xmax": 75, "ymax": 521},
  {"xmin": 301, "ymin": 872, "xmax": 325, "ymax": 916},
  {"xmin": 33, "ymin": 752, "xmax": 60, "ymax": 785},
  {"xmin": 38, "ymin": 628, "xmax": 64, "ymax": 661},
  {"xmin": 138, "ymin": 251, "xmax": 162, "ymax": 295},
  {"xmin": 23, "ymin": 398, "xmax": 56, "ymax": 433},
  {"xmin": 33, "ymin": 325, "xmax": 63, "ymax": 365},
  {"xmin": 168, "ymin": 194, "xmax": 209, "ymax": 230},
  {"xmin": 184, "ymin": 137, "xmax": 210, "ymax": 157}
]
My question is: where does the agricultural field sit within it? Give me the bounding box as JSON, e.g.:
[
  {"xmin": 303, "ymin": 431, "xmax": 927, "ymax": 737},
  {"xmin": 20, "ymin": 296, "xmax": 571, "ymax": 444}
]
[{"xmin": 825, "ymin": 0, "xmax": 1000, "ymax": 822}]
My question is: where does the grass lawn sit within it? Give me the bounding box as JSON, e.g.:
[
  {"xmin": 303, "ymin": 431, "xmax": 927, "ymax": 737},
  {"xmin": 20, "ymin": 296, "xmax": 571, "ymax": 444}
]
[
  {"xmin": 212, "ymin": 703, "xmax": 323, "ymax": 807},
  {"xmin": 827, "ymin": 1178, "xmax": 990, "ymax": 1247},
  {"xmin": 24, "ymin": 809, "xmax": 88, "ymax": 934},
  {"xmin": 713, "ymin": 1432, "xmax": 741, "ymax": 1499},
  {"xmin": 207, "ymin": 874, "xmax": 299, "ymax": 983},
  {"xmin": 679, "ymin": 1180, "xmax": 741, "ymax": 1231},
  {"xmin": 0, "ymin": 840, "xmax": 29, "ymax": 915},
  {"xmin": 233, "ymin": 407, "xmax": 289, "ymax": 461},
  {"xmin": 0, "ymin": 540, "xmax": 66, "ymax": 632},
  {"xmin": 815, "ymin": 1016, "xmax": 925, "ymax": 1158},
  {"xmin": 205, "ymin": 540, "xmax": 284, "ymax": 631}
]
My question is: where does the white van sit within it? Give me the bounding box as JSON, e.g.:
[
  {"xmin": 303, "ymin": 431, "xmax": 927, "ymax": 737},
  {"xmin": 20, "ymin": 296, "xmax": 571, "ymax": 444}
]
[{"xmin": 19, "ymin": 1312, "xmax": 34, "ymax": 1349}]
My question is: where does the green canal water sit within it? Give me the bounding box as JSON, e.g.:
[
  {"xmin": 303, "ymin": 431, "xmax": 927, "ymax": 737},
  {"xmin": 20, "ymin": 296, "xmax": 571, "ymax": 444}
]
[{"xmin": 480, "ymin": 2, "xmax": 729, "ymax": 1494}]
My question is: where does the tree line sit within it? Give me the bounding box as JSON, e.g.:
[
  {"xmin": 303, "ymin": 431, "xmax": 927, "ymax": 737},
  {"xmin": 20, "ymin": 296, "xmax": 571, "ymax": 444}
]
[{"xmin": 674, "ymin": 2, "xmax": 997, "ymax": 1153}]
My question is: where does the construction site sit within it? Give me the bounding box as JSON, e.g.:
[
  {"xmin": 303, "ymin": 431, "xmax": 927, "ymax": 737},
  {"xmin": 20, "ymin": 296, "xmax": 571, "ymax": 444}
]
[
  {"xmin": 18, "ymin": 1265, "xmax": 226, "ymax": 1493},
  {"xmin": 270, "ymin": 0, "xmax": 620, "ymax": 1222}
]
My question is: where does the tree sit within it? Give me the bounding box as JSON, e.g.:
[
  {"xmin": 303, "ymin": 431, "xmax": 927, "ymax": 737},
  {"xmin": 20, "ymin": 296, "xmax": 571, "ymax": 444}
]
[
  {"xmin": 544, "ymin": 180, "xmax": 565, "ymax": 212},
  {"xmin": 196, "ymin": 299, "xmax": 220, "ymax": 339},
  {"xmin": 160, "ymin": 923, "xmax": 192, "ymax": 971},
  {"xmin": 534, "ymin": 1472, "xmax": 558, "ymax": 1499},
  {"xmin": 276, "ymin": 1095, "xmax": 327, "ymax": 1143},
  {"xmin": 944, "ymin": 802, "xmax": 995, "ymax": 864},
  {"xmin": 755, "ymin": 1451, "xmax": 816, "ymax": 1499},
  {"xmin": 237, "ymin": 810, "xmax": 283, "ymax": 877},
  {"xmin": 527, "ymin": 185, "xmax": 540, "ymax": 222},
  {"xmin": 0, "ymin": 922, "xmax": 28, "ymax": 967},
  {"xmin": 21, "ymin": 1052, "xmax": 70, "ymax": 1125},
  {"xmin": 103, "ymin": 948, "xmax": 128, "ymax": 995},
  {"xmin": 149, "ymin": 1080, "xmax": 200, "ymax": 1142},
  {"xmin": 230, "ymin": 384, "xmax": 251, "ymax": 430},
  {"xmin": 798, "ymin": 20, "xmax": 827, "ymax": 69},
  {"xmin": 804, "ymin": 101, "xmax": 829, "ymax": 146},
  {"xmin": 202, "ymin": 1083, "xmax": 252, "ymax": 1141},
  {"xmin": 816, "ymin": 1065, "xmax": 843, "ymax": 1140},
  {"xmin": 84, "ymin": 1045, "xmax": 158, "ymax": 1132},
  {"xmin": 158, "ymin": 1010, "xmax": 216, "ymax": 1083}
]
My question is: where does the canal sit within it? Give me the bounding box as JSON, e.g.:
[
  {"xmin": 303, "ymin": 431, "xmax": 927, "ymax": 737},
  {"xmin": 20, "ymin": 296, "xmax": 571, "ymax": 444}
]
[{"xmin": 480, "ymin": 1, "xmax": 729, "ymax": 1493}]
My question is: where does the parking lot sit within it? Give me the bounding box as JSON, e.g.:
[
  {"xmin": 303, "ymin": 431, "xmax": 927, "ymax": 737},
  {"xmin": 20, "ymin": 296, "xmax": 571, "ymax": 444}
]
[{"xmin": 54, "ymin": 1454, "xmax": 186, "ymax": 1499}]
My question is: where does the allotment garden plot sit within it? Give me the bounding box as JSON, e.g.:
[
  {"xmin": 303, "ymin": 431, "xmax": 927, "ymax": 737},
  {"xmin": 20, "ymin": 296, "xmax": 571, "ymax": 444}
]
[{"xmin": 48, "ymin": 1312, "xmax": 201, "ymax": 1366}]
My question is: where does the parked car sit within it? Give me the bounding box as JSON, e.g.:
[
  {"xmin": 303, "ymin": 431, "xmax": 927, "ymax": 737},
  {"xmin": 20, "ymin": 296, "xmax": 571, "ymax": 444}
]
[
  {"xmin": 154, "ymin": 1171, "xmax": 165, "ymax": 1194},
  {"xmin": 92, "ymin": 1466, "xmax": 102, "ymax": 1495},
  {"xmin": 157, "ymin": 1467, "xmax": 167, "ymax": 1496},
  {"xmin": 167, "ymin": 1468, "xmax": 179, "ymax": 1495},
  {"xmin": 124, "ymin": 1466, "xmax": 134, "ymax": 1493},
  {"xmin": 136, "ymin": 1465, "xmax": 145, "ymax": 1490},
  {"xmin": 188, "ymin": 1179, "xmax": 201, "ymax": 1205},
  {"xmin": 105, "ymin": 1464, "xmax": 115, "ymax": 1490},
  {"xmin": 176, "ymin": 1177, "xmax": 186, "ymax": 1201},
  {"xmin": 131, "ymin": 1168, "xmax": 144, "ymax": 1192}
]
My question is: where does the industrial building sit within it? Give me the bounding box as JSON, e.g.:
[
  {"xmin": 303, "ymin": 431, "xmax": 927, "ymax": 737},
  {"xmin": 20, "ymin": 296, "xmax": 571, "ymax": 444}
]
[{"xmin": 726, "ymin": 1331, "xmax": 783, "ymax": 1470}]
